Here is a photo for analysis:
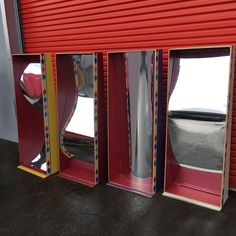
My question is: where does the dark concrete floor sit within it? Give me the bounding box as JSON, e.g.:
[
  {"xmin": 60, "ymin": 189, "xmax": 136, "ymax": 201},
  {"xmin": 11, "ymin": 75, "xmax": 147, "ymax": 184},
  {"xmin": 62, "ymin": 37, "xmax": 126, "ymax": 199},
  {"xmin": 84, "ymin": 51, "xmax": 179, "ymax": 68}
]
[{"xmin": 1, "ymin": 139, "xmax": 236, "ymax": 236}]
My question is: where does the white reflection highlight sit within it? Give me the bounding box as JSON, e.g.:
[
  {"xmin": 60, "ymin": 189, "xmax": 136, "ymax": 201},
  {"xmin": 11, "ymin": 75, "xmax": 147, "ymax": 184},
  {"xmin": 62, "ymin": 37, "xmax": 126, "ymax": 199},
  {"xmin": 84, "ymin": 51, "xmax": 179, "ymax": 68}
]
[
  {"xmin": 169, "ymin": 56, "xmax": 230, "ymax": 114},
  {"xmin": 65, "ymin": 96, "xmax": 94, "ymax": 137}
]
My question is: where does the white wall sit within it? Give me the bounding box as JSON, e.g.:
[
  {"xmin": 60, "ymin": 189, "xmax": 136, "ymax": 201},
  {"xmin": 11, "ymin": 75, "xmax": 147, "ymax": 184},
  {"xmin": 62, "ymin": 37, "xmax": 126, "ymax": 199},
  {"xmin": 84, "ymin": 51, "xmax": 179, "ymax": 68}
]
[{"xmin": 0, "ymin": 7, "xmax": 18, "ymax": 142}]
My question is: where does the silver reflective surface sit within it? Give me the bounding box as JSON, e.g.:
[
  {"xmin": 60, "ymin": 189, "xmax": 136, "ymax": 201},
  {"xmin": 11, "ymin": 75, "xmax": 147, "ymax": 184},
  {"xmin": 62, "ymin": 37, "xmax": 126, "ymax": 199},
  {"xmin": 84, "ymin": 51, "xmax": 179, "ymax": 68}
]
[
  {"xmin": 62, "ymin": 55, "xmax": 95, "ymax": 163},
  {"xmin": 168, "ymin": 51, "xmax": 231, "ymax": 171},
  {"xmin": 20, "ymin": 63, "xmax": 47, "ymax": 171},
  {"xmin": 127, "ymin": 51, "xmax": 154, "ymax": 178}
]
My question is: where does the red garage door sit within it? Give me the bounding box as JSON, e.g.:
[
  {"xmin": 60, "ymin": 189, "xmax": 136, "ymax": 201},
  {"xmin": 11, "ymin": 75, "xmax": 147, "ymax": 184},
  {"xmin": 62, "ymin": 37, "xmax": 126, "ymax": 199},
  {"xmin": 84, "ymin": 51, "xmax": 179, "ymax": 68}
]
[{"xmin": 19, "ymin": 0, "xmax": 236, "ymax": 188}]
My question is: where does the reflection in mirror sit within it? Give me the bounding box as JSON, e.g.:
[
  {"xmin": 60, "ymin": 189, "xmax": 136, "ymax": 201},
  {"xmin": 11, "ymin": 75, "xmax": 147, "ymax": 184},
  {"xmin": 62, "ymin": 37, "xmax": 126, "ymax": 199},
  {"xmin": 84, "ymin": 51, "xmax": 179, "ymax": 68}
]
[
  {"xmin": 61, "ymin": 55, "xmax": 95, "ymax": 164},
  {"xmin": 108, "ymin": 49, "xmax": 161, "ymax": 196},
  {"xmin": 20, "ymin": 63, "xmax": 47, "ymax": 171},
  {"xmin": 168, "ymin": 50, "xmax": 230, "ymax": 171},
  {"xmin": 128, "ymin": 51, "xmax": 153, "ymax": 178}
]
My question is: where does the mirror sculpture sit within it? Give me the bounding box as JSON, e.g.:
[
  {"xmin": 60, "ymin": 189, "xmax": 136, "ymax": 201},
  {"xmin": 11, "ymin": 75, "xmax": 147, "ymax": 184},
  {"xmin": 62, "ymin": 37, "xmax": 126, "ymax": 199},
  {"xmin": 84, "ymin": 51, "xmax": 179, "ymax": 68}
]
[
  {"xmin": 61, "ymin": 55, "xmax": 95, "ymax": 164},
  {"xmin": 108, "ymin": 50, "xmax": 163, "ymax": 196},
  {"xmin": 163, "ymin": 47, "xmax": 234, "ymax": 210},
  {"xmin": 12, "ymin": 54, "xmax": 59, "ymax": 177},
  {"xmin": 57, "ymin": 53, "xmax": 106, "ymax": 186}
]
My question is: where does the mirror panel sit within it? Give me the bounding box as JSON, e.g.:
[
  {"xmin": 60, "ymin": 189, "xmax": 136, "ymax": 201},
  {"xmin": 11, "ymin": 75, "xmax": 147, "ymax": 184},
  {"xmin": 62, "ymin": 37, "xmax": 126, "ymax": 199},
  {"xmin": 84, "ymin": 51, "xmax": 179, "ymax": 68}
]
[
  {"xmin": 128, "ymin": 51, "xmax": 153, "ymax": 178},
  {"xmin": 20, "ymin": 63, "xmax": 47, "ymax": 171},
  {"xmin": 61, "ymin": 55, "xmax": 95, "ymax": 164},
  {"xmin": 168, "ymin": 55, "xmax": 230, "ymax": 171}
]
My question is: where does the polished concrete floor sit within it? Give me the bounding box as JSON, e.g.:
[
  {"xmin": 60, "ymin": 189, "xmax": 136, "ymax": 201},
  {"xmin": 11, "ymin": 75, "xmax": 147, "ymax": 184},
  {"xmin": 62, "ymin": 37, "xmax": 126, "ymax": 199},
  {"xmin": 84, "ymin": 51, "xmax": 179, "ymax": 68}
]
[{"xmin": 1, "ymin": 138, "xmax": 236, "ymax": 235}]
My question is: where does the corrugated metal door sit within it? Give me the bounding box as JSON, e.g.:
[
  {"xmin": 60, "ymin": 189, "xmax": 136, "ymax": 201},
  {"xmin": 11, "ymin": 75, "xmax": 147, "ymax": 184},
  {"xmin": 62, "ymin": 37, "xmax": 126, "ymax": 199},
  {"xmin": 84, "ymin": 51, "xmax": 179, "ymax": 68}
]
[{"xmin": 19, "ymin": 0, "xmax": 236, "ymax": 188}]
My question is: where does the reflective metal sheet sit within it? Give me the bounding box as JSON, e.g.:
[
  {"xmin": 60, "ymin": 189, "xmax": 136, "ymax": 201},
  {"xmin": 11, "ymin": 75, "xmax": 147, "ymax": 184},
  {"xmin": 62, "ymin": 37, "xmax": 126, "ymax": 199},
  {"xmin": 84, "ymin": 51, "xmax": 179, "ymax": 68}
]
[
  {"xmin": 61, "ymin": 54, "xmax": 95, "ymax": 163},
  {"xmin": 127, "ymin": 51, "xmax": 154, "ymax": 178},
  {"xmin": 20, "ymin": 63, "xmax": 46, "ymax": 171},
  {"xmin": 168, "ymin": 50, "xmax": 231, "ymax": 171}
]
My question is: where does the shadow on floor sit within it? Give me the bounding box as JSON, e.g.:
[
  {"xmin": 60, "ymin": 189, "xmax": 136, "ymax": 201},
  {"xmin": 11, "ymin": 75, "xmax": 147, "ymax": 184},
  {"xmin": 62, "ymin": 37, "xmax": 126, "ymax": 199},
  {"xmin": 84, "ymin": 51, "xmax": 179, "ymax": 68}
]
[{"xmin": 0, "ymin": 138, "xmax": 236, "ymax": 236}]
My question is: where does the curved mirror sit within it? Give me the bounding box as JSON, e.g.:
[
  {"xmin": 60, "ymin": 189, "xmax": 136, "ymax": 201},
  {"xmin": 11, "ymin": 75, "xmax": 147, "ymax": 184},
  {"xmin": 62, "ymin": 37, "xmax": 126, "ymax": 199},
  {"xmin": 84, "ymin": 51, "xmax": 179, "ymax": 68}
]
[
  {"xmin": 128, "ymin": 51, "xmax": 153, "ymax": 178},
  {"xmin": 20, "ymin": 63, "xmax": 47, "ymax": 171},
  {"xmin": 61, "ymin": 55, "xmax": 95, "ymax": 164},
  {"xmin": 168, "ymin": 49, "xmax": 230, "ymax": 171}
]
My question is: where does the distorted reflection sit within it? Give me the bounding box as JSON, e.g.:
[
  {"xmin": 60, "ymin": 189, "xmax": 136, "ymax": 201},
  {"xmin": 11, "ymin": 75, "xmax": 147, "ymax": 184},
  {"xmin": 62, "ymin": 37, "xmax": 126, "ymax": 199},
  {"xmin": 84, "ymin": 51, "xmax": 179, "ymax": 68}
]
[
  {"xmin": 20, "ymin": 63, "xmax": 46, "ymax": 171},
  {"xmin": 62, "ymin": 54, "xmax": 95, "ymax": 163},
  {"xmin": 168, "ymin": 50, "xmax": 230, "ymax": 170},
  {"xmin": 127, "ymin": 51, "xmax": 153, "ymax": 178}
]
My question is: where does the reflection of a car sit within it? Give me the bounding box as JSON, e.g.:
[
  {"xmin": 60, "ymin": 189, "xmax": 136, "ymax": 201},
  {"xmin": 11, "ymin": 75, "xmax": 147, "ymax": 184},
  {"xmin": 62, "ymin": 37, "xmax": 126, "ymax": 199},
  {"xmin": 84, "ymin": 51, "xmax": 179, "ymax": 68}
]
[{"xmin": 168, "ymin": 110, "xmax": 225, "ymax": 171}]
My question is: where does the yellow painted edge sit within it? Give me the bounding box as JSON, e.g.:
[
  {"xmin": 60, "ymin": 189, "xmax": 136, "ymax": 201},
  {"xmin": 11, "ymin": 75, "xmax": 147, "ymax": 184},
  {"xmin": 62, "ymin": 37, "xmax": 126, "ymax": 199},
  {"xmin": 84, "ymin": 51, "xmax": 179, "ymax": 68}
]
[
  {"xmin": 17, "ymin": 165, "xmax": 47, "ymax": 178},
  {"xmin": 45, "ymin": 54, "xmax": 60, "ymax": 174}
]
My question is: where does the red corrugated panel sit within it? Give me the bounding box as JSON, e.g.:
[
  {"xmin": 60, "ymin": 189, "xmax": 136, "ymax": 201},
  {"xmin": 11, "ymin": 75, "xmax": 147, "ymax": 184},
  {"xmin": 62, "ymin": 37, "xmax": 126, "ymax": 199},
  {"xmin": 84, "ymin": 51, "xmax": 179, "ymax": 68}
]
[{"xmin": 19, "ymin": 0, "xmax": 236, "ymax": 188}]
